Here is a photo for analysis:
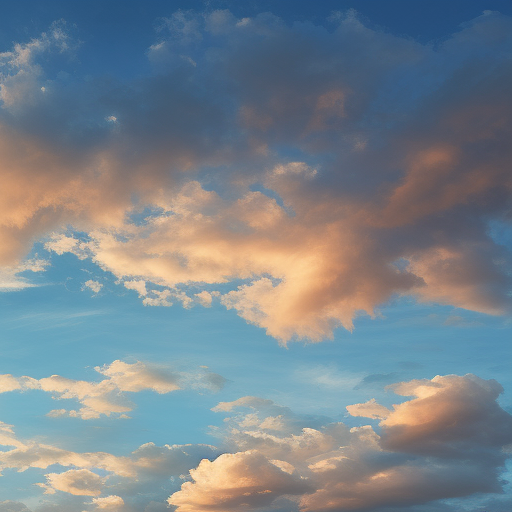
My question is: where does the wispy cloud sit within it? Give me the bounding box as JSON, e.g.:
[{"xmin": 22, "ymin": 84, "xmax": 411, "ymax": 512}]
[
  {"xmin": 0, "ymin": 360, "xmax": 225, "ymax": 419},
  {"xmin": 0, "ymin": 259, "xmax": 48, "ymax": 291}
]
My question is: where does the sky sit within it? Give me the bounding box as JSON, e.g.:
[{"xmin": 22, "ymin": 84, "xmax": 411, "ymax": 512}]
[{"xmin": 0, "ymin": 1, "xmax": 512, "ymax": 511}]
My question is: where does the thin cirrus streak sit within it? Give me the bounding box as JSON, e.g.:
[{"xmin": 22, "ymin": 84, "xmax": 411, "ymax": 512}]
[{"xmin": 0, "ymin": 10, "xmax": 510, "ymax": 342}]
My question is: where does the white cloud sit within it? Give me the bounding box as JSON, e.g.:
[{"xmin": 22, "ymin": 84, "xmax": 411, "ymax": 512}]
[
  {"xmin": 0, "ymin": 373, "xmax": 510, "ymax": 511},
  {"xmin": 346, "ymin": 398, "xmax": 391, "ymax": 420},
  {"xmin": 123, "ymin": 280, "xmax": 147, "ymax": 297}
]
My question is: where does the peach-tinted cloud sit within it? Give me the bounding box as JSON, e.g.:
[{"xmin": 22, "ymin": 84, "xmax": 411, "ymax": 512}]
[
  {"xmin": 168, "ymin": 451, "xmax": 310, "ymax": 512},
  {"xmin": 0, "ymin": 360, "xmax": 225, "ymax": 419},
  {"xmin": 91, "ymin": 495, "xmax": 124, "ymax": 510},
  {"xmin": 38, "ymin": 469, "xmax": 103, "ymax": 496},
  {"xmin": 345, "ymin": 398, "xmax": 391, "ymax": 420},
  {"xmin": 379, "ymin": 374, "xmax": 512, "ymax": 457},
  {"xmin": 1, "ymin": 10, "xmax": 511, "ymax": 342},
  {"xmin": 169, "ymin": 374, "xmax": 512, "ymax": 512},
  {"xmin": 0, "ymin": 373, "xmax": 510, "ymax": 511},
  {"xmin": 0, "ymin": 420, "xmax": 220, "ymax": 503}
]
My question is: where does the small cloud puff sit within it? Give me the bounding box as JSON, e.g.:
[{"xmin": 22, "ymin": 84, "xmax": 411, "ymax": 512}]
[
  {"xmin": 92, "ymin": 495, "xmax": 124, "ymax": 510},
  {"xmin": 83, "ymin": 280, "xmax": 102, "ymax": 293}
]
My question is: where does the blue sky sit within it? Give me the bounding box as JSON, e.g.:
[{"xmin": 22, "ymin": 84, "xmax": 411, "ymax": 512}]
[{"xmin": 0, "ymin": 1, "xmax": 511, "ymax": 511}]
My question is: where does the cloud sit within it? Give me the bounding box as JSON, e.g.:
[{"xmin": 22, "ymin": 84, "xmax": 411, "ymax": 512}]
[
  {"xmin": 0, "ymin": 360, "xmax": 225, "ymax": 419},
  {"xmin": 345, "ymin": 398, "xmax": 391, "ymax": 420},
  {"xmin": 0, "ymin": 20, "xmax": 75, "ymax": 109},
  {"xmin": 379, "ymin": 374, "xmax": 512, "ymax": 458},
  {"xmin": 167, "ymin": 451, "xmax": 310, "ymax": 512},
  {"xmin": 38, "ymin": 469, "xmax": 104, "ymax": 496},
  {"xmin": 0, "ymin": 258, "xmax": 48, "ymax": 291},
  {"xmin": 91, "ymin": 495, "xmax": 124, "ymax": 510},
  {"xmin": 0, "ymin": 419, "xmax": 220, "ymax": 506},
  {"xmin": 170, "ymin": 374, "xmax": 512, "ymax": 512},
  {"xmin": 0, "ymin": 503, "xmax": 30, "ymax": 512},
  {"xmin": 83, "ymin": 280, "xmax": 103, "ymax": 293},
  {"xmin": 1, "ymin": 11, "xmax": 511, "ymax": 342},
  {"xmin": 0, "ymin": 373, "xmax": 510, "ymax": 511}
]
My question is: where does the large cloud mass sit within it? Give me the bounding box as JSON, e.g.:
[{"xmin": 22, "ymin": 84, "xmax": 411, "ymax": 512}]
[
  {"xmin": 169, "ymin": 374, "xmax": 512, "ymax": 512},
  {"xmin": 1, "ymin": 10, "xmax": 512, "ymax": 342}
]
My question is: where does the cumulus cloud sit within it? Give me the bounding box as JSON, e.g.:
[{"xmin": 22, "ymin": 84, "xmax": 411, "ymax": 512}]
[
  {"xmin": 0, "ymin": 420, "xmax": 220, "ymax": 506},
  {"xmin": 38, "ymin": 469, "xmax": 104, "ymax": 496},
  {"xmin": 1, "ymin": 10, "xmax": 511, "ymax": 342},
  {"xmin": 83, "ymin": 280, "xmax": 103, "ymax": 293},
  {"xmin": 0, "ymin": 360, "xmax": 225, "ymax": 419},
  {"xmin": 168, "ymin": 450, "xmax": 310, "ymax": 511},
  {"xmin": 169, "ymin": 374, "xmax": 512, "ymax": 512},
  {"xmin": 91, "ymin": 495, "xmax": 124, "ymax": 510},
  {"xmin": 0, "ymin": 373, "xmax": 510, "ymax": 511}
]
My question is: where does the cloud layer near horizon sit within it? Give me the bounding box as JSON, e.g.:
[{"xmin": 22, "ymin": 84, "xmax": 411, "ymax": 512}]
[
  {"xmin": 1, "ymin": 10, "xmax": 512, "ymax": 341},
  {"xmin": 2, "ymin": 373, "xmax": 510, "ymax": 511}
]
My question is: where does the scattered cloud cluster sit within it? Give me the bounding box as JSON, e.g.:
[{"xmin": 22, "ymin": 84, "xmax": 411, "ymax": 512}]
[
  {"xmin": 1, "ymin": 9, "xmax": 511, "ymax": 341},
  {"xmin": 0, "ymin": 419, "xmax": 220, "ymax": 507},
  {"xmin": 0, "ymin": 360, "xmax": 225, "ymax": 419},
  {"xmin": 0, "ymin": 373, "xmax": 510, "ymax": 511}
]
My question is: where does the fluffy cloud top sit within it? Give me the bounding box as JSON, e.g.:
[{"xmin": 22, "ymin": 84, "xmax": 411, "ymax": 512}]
[
  {"xmin": 91, "ymin": 495, "xmax": 124, "ymax": 510},
  {"xmin": 168, "ymin": 451, "xmax": 309, "ymax": 512},
  {"xmin": 1, "ymin": 9, "xmax": 511, "ymax": 341},
  {"xmin": 0, "ymin": 360, "xmax": 225, "ymax": 419}
]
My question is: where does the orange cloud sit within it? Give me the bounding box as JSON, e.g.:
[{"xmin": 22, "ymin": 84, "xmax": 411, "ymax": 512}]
[
  {"xmin": 1, "ymin": 10, "xmax": 511, "ymax": 342},
  {"xmin": 169, "ymin": 374, "xmax": 512, "ymax": 512}
]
